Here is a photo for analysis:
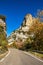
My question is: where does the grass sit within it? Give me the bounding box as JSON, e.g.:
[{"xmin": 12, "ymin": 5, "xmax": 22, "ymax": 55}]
[
  {"xmin": 0, "ymin": 48, "xmax": 8, "ymax": 60},
  {"xmin": 29, "ymin": 51, "xmax": 43, "ymax": 60},
  {"xmin": 0, "ymin": 51, "xmax": 8, "ymax": 60}
]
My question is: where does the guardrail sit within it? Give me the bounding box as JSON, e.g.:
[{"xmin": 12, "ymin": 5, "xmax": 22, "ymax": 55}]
[{"xmin": 32, "ymin": 50, "xmax": 43, "ymax": 54}]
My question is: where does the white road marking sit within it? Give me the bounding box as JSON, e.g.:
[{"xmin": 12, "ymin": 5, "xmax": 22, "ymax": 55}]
[
  {"xmin": 0, "ymin": 50, "xmax": 10, "ymax": 62},
  {"xmin": 24, "ymin": 52, "xmax": 43, "ymax": 63}
]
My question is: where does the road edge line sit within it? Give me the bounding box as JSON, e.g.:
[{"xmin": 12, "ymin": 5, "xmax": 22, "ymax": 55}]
[
  {"xmin": 24, "ymin": 52, "xmax": 43, "ymax": 63},
  {"xmin": 0, "ymin": 50, "xmax": 10, "ymax": 62}
]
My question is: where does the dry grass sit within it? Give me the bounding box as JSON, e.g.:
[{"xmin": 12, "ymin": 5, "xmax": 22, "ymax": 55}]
[
  {"xmin": 0, "ymin": 51, "xmax": 8, "ymax": 60},
  {"xmin": 29, "ymin": 51, "xmax": 43, "ymax": 60}
]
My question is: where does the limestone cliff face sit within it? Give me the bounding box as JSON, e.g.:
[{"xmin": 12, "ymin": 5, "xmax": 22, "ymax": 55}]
[
  {"xmin": 25, "ymin": 14, "xmax": 33, "ymax": 26},
  {"xmin": 21, "ymin": 14, "xmax": 33, "ymax": 32},
  {"xmin": 8, "ymin": 14, "xmax": 35, "ymax": 44},
  {"xmin": 22, "ymin": 14, "xmax": 33, "ymax": 27}
]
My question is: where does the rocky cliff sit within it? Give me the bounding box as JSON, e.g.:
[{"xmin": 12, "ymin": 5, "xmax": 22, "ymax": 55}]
[{"xmin": 8, "ymin": 14, "xmax": 37, "ymax": 45}]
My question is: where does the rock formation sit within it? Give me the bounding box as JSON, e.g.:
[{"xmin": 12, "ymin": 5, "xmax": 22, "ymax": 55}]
[{"xmin": 8, "ymin": 14, "xmax": 35, "ymax": 45}]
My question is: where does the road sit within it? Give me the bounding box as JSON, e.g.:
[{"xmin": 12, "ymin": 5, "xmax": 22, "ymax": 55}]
[{"xmin": 0, "ymin": 48, "xmax": 43, "ymax": 65}]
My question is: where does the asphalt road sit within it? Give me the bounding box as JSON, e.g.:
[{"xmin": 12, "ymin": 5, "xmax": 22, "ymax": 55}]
[{"xmin": 0, "ymin": 48, "xmax": 43, "ymax": 65}]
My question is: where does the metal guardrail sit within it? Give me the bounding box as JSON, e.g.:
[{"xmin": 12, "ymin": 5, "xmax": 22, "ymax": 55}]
[{"xmin": 32, "ymin": 50, "xmax": 43, "ymax": 54}]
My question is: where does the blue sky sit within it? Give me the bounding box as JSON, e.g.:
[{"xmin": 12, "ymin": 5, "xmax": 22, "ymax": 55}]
[{"xmin": 0, "ymin": 0, "xmax": 43, "ymax": 36}]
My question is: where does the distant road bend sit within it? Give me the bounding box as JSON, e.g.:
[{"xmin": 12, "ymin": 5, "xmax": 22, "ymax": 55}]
[{"xmin": 0, "ymin": 48, "xmax": 43, "ymax": 65}]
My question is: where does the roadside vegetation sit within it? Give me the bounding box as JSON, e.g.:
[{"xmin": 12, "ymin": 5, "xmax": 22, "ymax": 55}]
[
  {"xmin": 9, "ymin": 10, "xmax": 43, "ymax": 60},
  {"xmin": 29, "ymin": 51, "xmax": 43, "ymax": 60},
  {"xmin": 0, "ymin": 26, "xmax": 8, "ymax": 55},
  {"xmin": 10, "ymin": 16, "xmax": 43, "ymax": 51}
]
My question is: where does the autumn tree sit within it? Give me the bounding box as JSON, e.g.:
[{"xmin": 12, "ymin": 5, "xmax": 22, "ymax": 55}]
[{"xmin": 29, "ymin": 19, "xmax": 43, "ymax": 51}]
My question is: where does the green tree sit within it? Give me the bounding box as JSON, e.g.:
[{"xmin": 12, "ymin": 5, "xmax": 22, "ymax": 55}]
[{"xmin": 0, "ymin": 26, "xmax": 8, "ymax": 51}]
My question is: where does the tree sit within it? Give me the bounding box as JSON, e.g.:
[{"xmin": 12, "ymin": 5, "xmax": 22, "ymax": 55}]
[
  {"xmin": 29, "ymin": 19, "xmax": 43, "ymax": 51},
  {"xmin": 0, "ymin": 26, "xmax": 8, "ymax": 51}
]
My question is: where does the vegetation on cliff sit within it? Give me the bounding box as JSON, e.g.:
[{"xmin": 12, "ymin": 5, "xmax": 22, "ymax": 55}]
[{"xmin": 0, "ymin": 26, "xmax": 8, "ymax": 54}]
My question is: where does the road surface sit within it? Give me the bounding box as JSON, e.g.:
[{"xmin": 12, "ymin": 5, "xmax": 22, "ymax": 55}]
[{"xmin": 0, "ymin": 48, "xmax": 43, "ymax": 65}]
